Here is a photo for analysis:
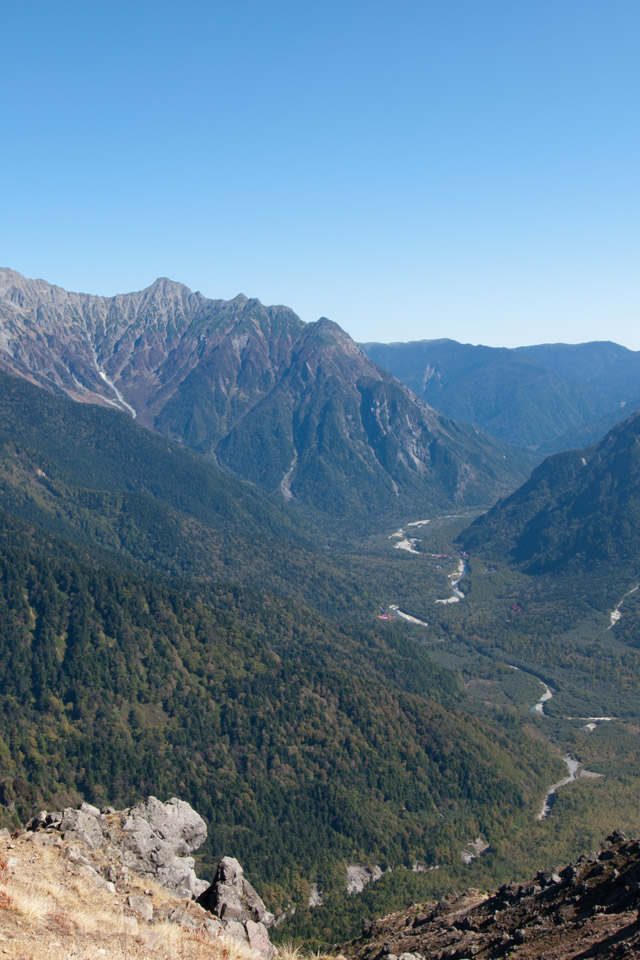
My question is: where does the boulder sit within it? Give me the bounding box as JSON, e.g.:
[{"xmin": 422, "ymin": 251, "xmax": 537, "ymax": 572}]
[
  {"xmin": 121, "ymin": 797, "xmax": 207, "ymax": 857},
  {"xmin": 25, "ymin": 810, "xmax": 62, "ymax": 831},
  {"xmin": 196, "ymin": 856, "xmax": 276, "ymax": 956},
  {"xmin": 197, "ymin": 856, "xmax": 275, "ymax": 928},
  {"xmin": 128, "ymin": 893, "xmax": 153, "ymax": 923},
  {"xmin": 60, "ymin": 807, "xmax": 105, "ymax": 850},
  {"xmin": 117, "ymin": 796, "xmax": 207, "ymax": 898},
  {"xmin": 246, "ymin": 920, "xmax": 273, "ymax": 955}
]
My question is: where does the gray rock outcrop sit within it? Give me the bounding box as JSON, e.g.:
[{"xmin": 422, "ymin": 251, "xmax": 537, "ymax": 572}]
[
  {"xmin": 60, "ymin": 803, "xmax": 105, "ymax": 851},
  {"xmin": 23, "ymin": 797, "xmax": 276, "ymax": 956},
  {"xmin": 346, "ymin": 863, "xmax": 385, "ymax": 894},
  {"xmin": 27, "ymin": 796, "xmax": 208, "ymax": 898},
  {"xmin": 308, "ymin": 882, "xmax": 323, "ymax": 908},
  {"xmin": 197, "ymin": 856, "xmax": 275, "ymax": 957},
  {"xmin": 119, "ymin": 796, "xmax": 208, "ymax": 898}
]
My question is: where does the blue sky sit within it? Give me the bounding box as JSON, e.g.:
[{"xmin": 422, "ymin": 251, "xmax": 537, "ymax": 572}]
[{"xmin": 2, "ymin": 0, "xmax": 639, "ymax": 348}]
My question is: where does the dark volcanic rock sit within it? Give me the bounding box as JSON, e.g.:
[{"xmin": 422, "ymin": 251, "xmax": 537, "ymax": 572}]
[{"xmin": 340, "ymin": 832, "xmax": 640, "ymax": 960}]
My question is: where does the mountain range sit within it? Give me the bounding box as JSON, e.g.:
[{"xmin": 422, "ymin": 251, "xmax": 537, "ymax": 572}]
[
  {"xmin": 0, "ymin": 269, "xmax": 531, "ymax": 524},
  {"xmin": 362, "ymin": 338, "xmax": 640, "ymax": 453}
]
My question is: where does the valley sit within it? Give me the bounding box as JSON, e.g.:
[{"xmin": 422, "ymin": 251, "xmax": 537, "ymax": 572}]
[
  {"xmin": 4, "ymin": 3, "xmax": 638, "ymax": 954},
  {"xmin": 1, "ymin": 271, "xmax": 640, "ymax": 951},
  {"xmin": 298, "ymin": 504, "xmax": 640, "ymax": 942}
]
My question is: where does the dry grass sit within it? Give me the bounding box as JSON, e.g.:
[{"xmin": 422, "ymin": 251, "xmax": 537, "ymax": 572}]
[
  {"xmin": 277, "ymin": 946, "xmax": 344, "ymax": 960},
  {"xmin": 0, "ymin": 833, "xmax": 341, "ymax": 960},
  {"xmin": 0, "ymin": 832, "xmax": 267, "ymax": 960}
]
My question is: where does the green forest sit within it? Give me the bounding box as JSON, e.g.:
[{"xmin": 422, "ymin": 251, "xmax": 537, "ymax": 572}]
[{"xmin": 1, "ymin": 371, "xmax": 640, "ymax": 944}]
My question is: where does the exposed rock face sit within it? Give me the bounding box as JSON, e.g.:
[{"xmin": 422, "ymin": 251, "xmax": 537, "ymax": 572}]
[
  {"xmin": 342, "ymin": 831, "xmax": 640, "ymax": 960},
  {"xmin": 460, "ymin": 835, "xmax": 489, "ymax": 864},
  {"xmin": 308, "ymin": 882, "xmax": 323, "ymax": 908},
  {"xmin": 59, "ymin": 803, "xmax": 107, "ymax": 851},
  {"xmin": 24, "ymin": 797, "xmax": 275, "ymax": 956},
  {"xmin": 347, "ymin": 864, "xmax": 385, "ymax": 894},
  {"xmin": 27, "ymin": 797, "xmax": 206, "ymax": 897},
  {"xmin": 119, "ymin": 796, "xmax": 208, "ymax": 898},
  {"xmin": 0, "ymin": 268, "xmax": 533, "ymax": 522},
  {"xmin": 197, "ymin": 856, "xmax": 275, "ymax": 957}
]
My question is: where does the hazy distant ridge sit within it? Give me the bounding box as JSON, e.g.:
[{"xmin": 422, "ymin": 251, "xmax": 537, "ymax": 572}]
[{"xmin": 362, "ymin": 338, "xmax": 640, "ymax": 453}]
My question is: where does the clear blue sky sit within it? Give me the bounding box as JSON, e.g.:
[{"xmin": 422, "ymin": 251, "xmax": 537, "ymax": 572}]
[{"xmin": 2, "ymin": 0, "xmax": 639, "ymax": 348}]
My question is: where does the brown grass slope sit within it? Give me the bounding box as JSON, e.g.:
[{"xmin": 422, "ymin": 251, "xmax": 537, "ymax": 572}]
[{"xmin": 0, "ymin": 828, "xmax": 260, "ymax": 960}]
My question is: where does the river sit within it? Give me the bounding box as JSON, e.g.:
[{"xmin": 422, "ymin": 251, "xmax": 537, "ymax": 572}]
[
  {"xmin": 537, "ymin": 755, "xmax": 581, "ymax": 820},
  {"xmin": 525, "ymin": 676, "xmax": 603, "ymax": 820},
  {"xmin": 435, "ymin": 556, "xmax": 468, "ymax": 604}
]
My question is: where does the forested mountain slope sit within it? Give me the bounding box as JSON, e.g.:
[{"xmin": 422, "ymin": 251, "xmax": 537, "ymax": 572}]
[
  {"xmin": 517, "ymin": 340, "xmax": 640, "ymax": 403},
  {"xmin": 0, "ymin": 369, "xmax": 367, "ymax": 615},
  {"xmin": 0, "ymin": 501, "xmax": 556, "ymax": 916},
  {"xmin": 0, "ymin": 366, "xmax": 560, "ymax": 921},
  {"xmin": 461, "ymin": 410, "xmax": 640, "ymax": 575}
]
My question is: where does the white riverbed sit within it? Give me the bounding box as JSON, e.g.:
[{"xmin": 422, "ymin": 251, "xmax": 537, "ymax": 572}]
[
  {"xmin": 609, "ymin": 583, "xmax": 640, "ymax": 628},
  {"xmin": 533, "ymin": 681, "xmax": 553, "ymax": 716},
  {"xmin": 435, "ymin": 556, "xmax": 467, "ymax": 604},
  {"xmin": 527, "ymin": 678, "xmax": 603, "ymax": 819},
  {"xmin": 388, "ymin": 604, "xmax": 428, "ymax": 627},
  {"xmin": 394, "ymin": 538, "xmax": 421, "ymax": 554}
]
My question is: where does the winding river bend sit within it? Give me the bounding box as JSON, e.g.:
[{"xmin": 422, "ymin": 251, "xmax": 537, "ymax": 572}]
[
  {"xmin": 537, "ymin": 756, "xmax": 581, "ymax": 820},
  {"xmin": 384, "ymin": 520, "xmax": 605, "ymax": 822},
  {"xmin": 526, "ymin": 677, "xmax": 602, "ymax": 820},
  {"xmin": 532, "ymin": 680, "xmax": 553, "ymax": 716}
]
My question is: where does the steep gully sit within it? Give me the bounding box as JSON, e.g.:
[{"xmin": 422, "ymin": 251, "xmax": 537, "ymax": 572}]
[
  {"xmin": 609, "ymin": 582, "xmax": 640, "ymax": 628},
  {"xmin": 91, "ymin": 349, "xmax": 138, "ymax": 418}
]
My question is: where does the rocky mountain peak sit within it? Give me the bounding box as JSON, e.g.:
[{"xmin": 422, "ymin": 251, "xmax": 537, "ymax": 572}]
[
  {"xmin": 0, "ymin": 268, "xmax": 534, "ymax": 522},
  {"xmin": 296, "ymin": 315, "xmax": 375, "ymax": 371},
  {"xmin": 0, "ymin": 267, "xmax": 29, "ymax": 295},
  {"xmin": 0, "ymin": 267, "xmax": 75, "ymax": 314},
  {"xmin": 139, "ymin": 276, "xmax": 197, "ymax": 303}
]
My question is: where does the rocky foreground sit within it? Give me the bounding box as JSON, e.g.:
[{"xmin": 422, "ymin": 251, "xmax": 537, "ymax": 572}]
[
  {"xmin": 5, "ymin": 799, "xmax": 640, "ymax": 960},
  {"xmin": 342, "ymin": 831, "xmax": 640, "ymax": 960},
  {"xmin": 0, "ymin": 796, "xmax": 275, "ymax": 960}
]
